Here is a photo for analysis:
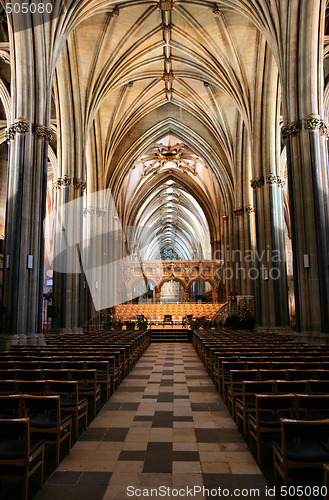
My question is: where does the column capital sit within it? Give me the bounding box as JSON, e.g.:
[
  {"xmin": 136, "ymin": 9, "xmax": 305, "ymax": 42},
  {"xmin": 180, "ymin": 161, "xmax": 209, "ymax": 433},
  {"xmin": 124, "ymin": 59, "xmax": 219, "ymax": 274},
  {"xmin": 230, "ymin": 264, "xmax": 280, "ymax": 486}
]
[
  {"xmin": 158, "ymin": 0, "xmax": 173, "ymax": 11},
  {"xmin": 250, "ymin": 176, "xmax": 264, "ymax": 189},
  {"xmin": 250, "ymin": 176, "xmax": 285, "ymax": 189},
  {"xmin": 265, "ymin": 173, "xmax": 277, "ymax": 185},
  {"xmin": 319, "ymin": 120, "xmax": 329, "ymax": 139},
  {"xmin": 245, "ymin": 205, "xmax": 255, "ymax": 215},
  {"xmin": 234, "ymin": 207, "xmax": 244, "ymax": 217},
  {"xmin": 32, "ymin": 124, "xmax": 53, "ymax": 142},
  {"xmin": 281, "ymin": 121, "xmax": 301, "ymax": 140},
  {"xmin": 52, "ymin": 175, "xmax": 72, "ymax": 191},
  {"xmin": 304, "ymin": 114, "xmax": 321, "ymax": 131},
  {"xmin": 14, "ymin": 118, "xmax": 30, "ymax": 135},
  {"xmin": 4, "ymin": 124, "xmax": 16, "ymax": 142},
  {"xmin": 5, "ymin": 119, "xmax": 30, "ymax": 141},
  {"xmin": 73, "ymin": 178, "xmax": 87, "ymax": 191}
]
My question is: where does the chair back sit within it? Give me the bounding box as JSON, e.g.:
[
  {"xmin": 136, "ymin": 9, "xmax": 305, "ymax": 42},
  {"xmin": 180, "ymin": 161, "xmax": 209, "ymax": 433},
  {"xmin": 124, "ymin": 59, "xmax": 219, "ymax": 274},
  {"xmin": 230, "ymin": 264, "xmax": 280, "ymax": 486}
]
[
  {"xmin": 0, "ymin": 394, "xmax": 23, "ymax": 417},
  {"xmin": 23, "ymin": 395, "xmax": 60, "ymax": 421},
  {"xmin": 296, "ymin": 394, "xmax": 329, "ymax": 419},
  {"xmin": 282, "ymin": 418, "xmax": 329, "ymax": 441},
  {"xmin": 0, "ymin": 379, "xmax": 16, "ymax": 395},
  {"xmin": 256, "ymin": 393, "xmax": 295, "ymax": 412},
  {"xmin": 275, "ymin": 380, "xmax": 308, "ymax": 394},
  {"xmin": 16, "ymin": 380, "xmax": 46, "ymax": 396}
]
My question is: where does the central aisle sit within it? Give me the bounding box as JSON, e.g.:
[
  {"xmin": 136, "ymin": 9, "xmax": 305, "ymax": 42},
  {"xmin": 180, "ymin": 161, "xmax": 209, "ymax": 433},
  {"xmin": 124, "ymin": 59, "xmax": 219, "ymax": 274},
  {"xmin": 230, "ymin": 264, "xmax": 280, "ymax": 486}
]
[{"xmin": 35, "ymin": 343, "xmax": 268, "ymax": 500}]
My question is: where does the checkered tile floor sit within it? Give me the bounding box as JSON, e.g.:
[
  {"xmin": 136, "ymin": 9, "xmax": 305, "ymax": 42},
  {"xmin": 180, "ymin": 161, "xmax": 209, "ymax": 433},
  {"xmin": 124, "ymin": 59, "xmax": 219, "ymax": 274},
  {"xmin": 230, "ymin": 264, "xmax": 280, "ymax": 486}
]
[{"xmin": 34, "ymin": 344, "xmax": 268, "ymax": 500}]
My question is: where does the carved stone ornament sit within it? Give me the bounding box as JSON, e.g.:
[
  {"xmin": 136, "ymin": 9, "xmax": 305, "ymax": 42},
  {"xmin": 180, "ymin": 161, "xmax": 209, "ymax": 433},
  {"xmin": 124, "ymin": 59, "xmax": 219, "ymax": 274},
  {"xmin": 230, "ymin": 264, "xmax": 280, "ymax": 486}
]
[
  {"xmin": 4, "ymin": 125, "xmax": 16, "ymax": 142},
  {"xmin": 276, "ymin": 177, "xmax": 286, "ymax": 188},
  {"xmin": 234, "ymin": 207, "xmax": 244, "ymax": 217},
  {"xmin": 110, "ymin": 5, "xmax": 119, "ymax": 17},
  {"xmin": 83, "ymin": 207, "xmax": 96, "ymax": 217},
  {"xmin": 96, "ymin": 208, "xmax": 107, "ymax": 218},
  {"xmin": 61, "ymin": 175, "xmax": 72, "ymax": 187},
  {"xmin": 33, "ymin": 124, "xmax": 53, "ymax": 142},
  {"xmin": 245, "ymin": 205, "xmax": 255, "ymax": 215},
  {"xmin": 73, "ymin": 178, "xmax": 87, "ymax": 191},
  {"xmin": 281, "ymin": 121, "xmax": 301, "ymax": 139},
  {"xmin": 266, "ymin": 174, "xmax": 277, "ymax": 185},
  {"xmin": 250, "ymin": 177, "xmax": 264, "ymax": 189},
  {"xmin": 162, "ymin": 70, "xmax": 175, "ymax": 82},
  {"xmin": 162, "ymin": 23, "xmax": 172, "ymax": 33},
  {"xmin": 320, "ymin": 121, "xmax": 329, "ymax": 139},
  {"xmin": 52, "ymin": 178, "xmax": 62, "ymax": 191},
  {"xmin": 14, "ymin": 119, "xmax": 30, "ymax": 135},
  {"xmin": 52, "ymin": 176, "xmax": 72, "ymax": 191},
  {"xmin": 212, "ymin": 4, "xmax": 221, "ymax": 16},
  {"xmin": 304, "ymin": 114, "xmax": 321, "ymax": 131},
  {"xmin": 159, "ymin": 0, "xmax": 173, "ymax": 11}
]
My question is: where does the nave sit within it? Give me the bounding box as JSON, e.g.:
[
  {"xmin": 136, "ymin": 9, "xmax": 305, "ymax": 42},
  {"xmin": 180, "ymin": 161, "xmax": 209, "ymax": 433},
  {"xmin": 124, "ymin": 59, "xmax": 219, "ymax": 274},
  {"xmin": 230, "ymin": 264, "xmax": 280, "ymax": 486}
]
[{"xmin": 34, "ymin": 343, "xmax": 268, "ymax": 500}]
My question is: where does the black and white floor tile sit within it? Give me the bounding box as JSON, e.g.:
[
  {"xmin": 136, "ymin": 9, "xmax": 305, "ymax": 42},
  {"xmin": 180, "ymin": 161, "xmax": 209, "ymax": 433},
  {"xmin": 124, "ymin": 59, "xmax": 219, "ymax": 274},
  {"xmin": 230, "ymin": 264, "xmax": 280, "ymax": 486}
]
[{"xmin": 33, "ymin": 344, "xmax": 268, "ymax": 500}]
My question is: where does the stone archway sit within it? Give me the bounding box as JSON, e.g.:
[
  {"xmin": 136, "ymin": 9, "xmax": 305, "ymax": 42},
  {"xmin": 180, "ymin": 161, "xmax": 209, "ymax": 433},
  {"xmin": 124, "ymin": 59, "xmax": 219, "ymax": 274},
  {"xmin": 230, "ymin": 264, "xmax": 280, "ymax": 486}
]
[{"xmin": 156, "ymin": 277, "xmax": 187, "ymax": 304}]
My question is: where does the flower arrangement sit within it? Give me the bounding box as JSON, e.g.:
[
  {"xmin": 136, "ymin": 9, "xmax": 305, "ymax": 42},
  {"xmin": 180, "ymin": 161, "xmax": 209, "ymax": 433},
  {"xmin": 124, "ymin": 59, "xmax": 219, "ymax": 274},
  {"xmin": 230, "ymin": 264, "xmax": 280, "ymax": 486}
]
[
  {"xmin": 224, "ymin": 302, "xmax": 255, "ymax": 329},
  {"xmin": 238, "ymin": 301, "xmax": 255, "ymax": 329}
]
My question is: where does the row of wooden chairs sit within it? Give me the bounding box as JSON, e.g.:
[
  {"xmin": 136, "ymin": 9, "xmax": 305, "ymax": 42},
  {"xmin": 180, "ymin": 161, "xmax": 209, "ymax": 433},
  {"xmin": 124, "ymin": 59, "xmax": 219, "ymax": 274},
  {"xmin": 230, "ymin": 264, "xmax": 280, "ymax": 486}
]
[
  {"xmin": 273, "ymin": 418, "xmax": 329, "ymax": 492},
  {"xmin": 1, "ymin": 380, "xmax": 88, "ymax": 437},
  {"xmin": 0, "ymin": 359, "xmax": 118, "ymax": 399},
  {"xmin": 246, "ymin": 393, "xmax": 329, "ymax": 465},
  {"xmin": 0, "ymin": 368, "xmax": 101, "ymax": 417},
  {"xmin": 193, "ymin": 330, "xmax": 329, "ymax": 492},
  {"xmin": 0, "ymin": 330, "xmax": 151, "ymax": 499},
  {"xmin": 0, "ymin": 394, "xmax": 72, "ymax": 466},
  {"xmin": 234, "ymin": 379, "xmax": 329, "ymax": 437},
  {"xmin": 0, "ymin": 417, "xmax": 45, "ymax": 500}
]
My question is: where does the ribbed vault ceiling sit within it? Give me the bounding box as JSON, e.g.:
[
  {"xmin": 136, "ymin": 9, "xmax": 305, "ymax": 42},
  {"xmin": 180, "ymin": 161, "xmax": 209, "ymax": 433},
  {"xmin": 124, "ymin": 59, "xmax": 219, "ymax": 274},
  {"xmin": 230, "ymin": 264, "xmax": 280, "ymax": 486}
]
[{"xmin": 54, "ymin": 0, "xmax": 276, "ymax": 257}]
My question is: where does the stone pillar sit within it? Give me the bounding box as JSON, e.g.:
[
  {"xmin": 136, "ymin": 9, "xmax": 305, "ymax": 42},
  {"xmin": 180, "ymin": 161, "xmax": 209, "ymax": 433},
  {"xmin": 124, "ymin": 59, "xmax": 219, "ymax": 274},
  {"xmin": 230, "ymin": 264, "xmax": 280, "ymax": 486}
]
[
  {"xmin": 250, "ymin": 46, "xmax": 289, "ymax": 329},
  {"xmin": 222, "ymin": 214, "xmax": 231, "ymax": 300},
  {"xmin": 251, "ymin": 176, "xmax": 289, "ymax": 328},
  {"xmin": 283, "ymin": 117, "xmax": 329, "ymax": 334},
  {"xmin": 52, "ymin": 177, "xmax": 86, "ymax": 331},
  {"xmin": 2, "ymin": 121, "xmax": 52, "ymax": 335},
  {"xmin": 279, "ymin": 0, "xmax": 329, "ymax": 334}
]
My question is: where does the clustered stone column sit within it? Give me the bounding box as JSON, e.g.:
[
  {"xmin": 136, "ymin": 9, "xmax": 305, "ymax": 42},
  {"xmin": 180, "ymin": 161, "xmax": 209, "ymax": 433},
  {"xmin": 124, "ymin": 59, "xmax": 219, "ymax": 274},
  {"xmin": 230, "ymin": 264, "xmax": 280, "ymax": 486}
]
[
  {"xmin": 2, "ymin": 120, "xmax": 52, "ymax": 335},
  {"xmin": 250, "ymin": 175, "xmax": 289, "ymax": 329},
  {"xmin": 282, "ymin": 115, "xmax": 329, "ymax": 334},
  {"xmin": 52, "ymin": 175, "xmax": 87, "ymax": 331}
]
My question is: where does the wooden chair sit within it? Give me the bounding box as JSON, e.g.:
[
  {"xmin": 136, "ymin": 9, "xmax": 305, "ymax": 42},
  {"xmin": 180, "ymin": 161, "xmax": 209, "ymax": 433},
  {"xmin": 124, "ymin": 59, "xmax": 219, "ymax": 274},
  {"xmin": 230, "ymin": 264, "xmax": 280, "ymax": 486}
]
[
  {"xmin": 248, "ymin": 393, "xmax": 295, "ymax": 464},
  {"xmin": 0, "ymin": 418, "xmax": 45, "ymax": 500},
  {"xmin": 15, "ymin": 369, "xmax": 42, "ymax": 381},
  {"xmin": 69, "ymin": 369, "xmax": 100, "ymax": 417},
  {"xmin": 227, "ymin": 369, "xmax": 258, "ymax": 418},
  {"xmin": 0, "ymin": 394, "xmax": 23, "ymax": 418},
  {"xmin": 0, "ymin": 379, "xmax": 16, "ymax": 395},
  {"xmin": 296, "ymin": 394, "xmax": 329, "ymax": 421},
  {"xmin": 85, "ymin": 360, "xmax": 113, "ymax": 400},
  {"xmin": 273, "ymin": 419, "xmax": 329, "ymax": 487},
  {"xmin": 275, "ymin": 380, "xmax": 309, "ymax": 394},
  {"xmin": 15, "ymin": 380, "xmax": 47, "ymax": 396},
  {"xmin": 309, "ymin": 381, "xmax": 329, "ymax": 394},
  {"xmin": 235, "ymin": 380, "xmax": 275, "ymax": 437},
  {"xmin": 221, "ymin": 361, "xmax": 246, "ymax": 401},
  {"xmin": 42, "ymin": 369, "xmax": 70, "ymax": 381},
  {"xmin": 23, "ymin": 394, "xmax": 72, "ymax": 466},
  {"xmin": 259, "ymin": 369, "xmax": 288, "ymax": 381},
  {"xmin": 46, "ymin": 380, "xmax": 88, "ymax": 437}
]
